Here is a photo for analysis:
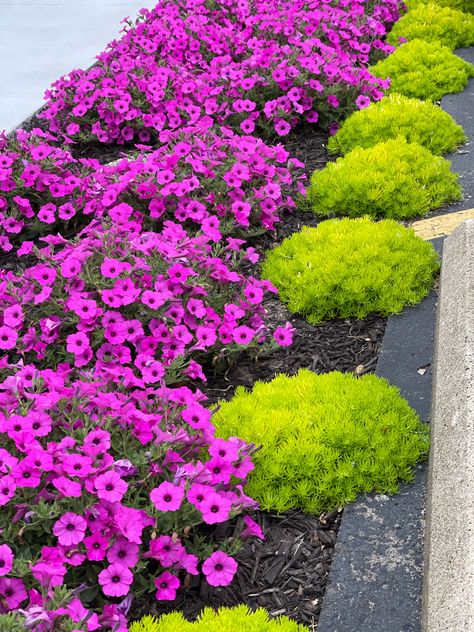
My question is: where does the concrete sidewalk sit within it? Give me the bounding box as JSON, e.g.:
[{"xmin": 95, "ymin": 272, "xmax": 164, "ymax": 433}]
[{"xmin": 0, "ymin": 0, "xmax": 156, "ymax": 131}]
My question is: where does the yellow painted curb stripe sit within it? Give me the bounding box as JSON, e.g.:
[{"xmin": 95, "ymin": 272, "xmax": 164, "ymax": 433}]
[{"xmin": 412, "ymin": 208, "xmax": 474, "ymax": 240}]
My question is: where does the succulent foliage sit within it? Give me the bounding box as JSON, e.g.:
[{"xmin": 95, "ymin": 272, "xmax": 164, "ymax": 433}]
[
  {"xmin": 130, "ymin": 607, "xmax": 308, "ymax": 631},
  {"xmin": 328, "ymin": 93, "xmax": 466, "ymax": 156},
  {"xmin": 405, "ymin": 0, "xmax": 474, "ymax": 13},
  {"xmin": 307, "ymin": 139, "xmax": 461, "ymax": 220},
  {"xmin": 388, "ymin": 3, "xmax": 474, "ymax": 49},
  {"xmin": 371, "ymin": 39, "xmax": 474, "ymax": 101},
  {"xmin": 261, "ymin": 218, "xmax": 440, "ymax": 324},
  {"xmin": 213, "ymin": 370, "xmax": 430, "ymax": 513}
]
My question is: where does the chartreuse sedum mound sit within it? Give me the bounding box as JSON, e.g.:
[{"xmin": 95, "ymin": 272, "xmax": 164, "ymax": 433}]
[
  {"xmin": 371, "ymin": 39, "xmax": 474, "ymax": 102},
  {"xmin": 388, "ymin": 3, "xmax": 474, "ymax": 49},
  {"xmin": 306, "ymin": 138, "xmax": 461, "ymax": 220},
  {"xmin": 212, "ymin": 370, "xmax": 429, "ymax": 514},
  {"xmin": 328, "ymin": 94, "xmax": 466, "ymax": 156},
  {"xmin": 130, "ymin": 607, "xmax": 308, "ymax": 631},
  {"xmin": 261, "ymin": 218, "xmax": 439, "ymax": 325},
  {"xmin": 405, "ymin": 0, "xmax": 474, "ymax": 13}
]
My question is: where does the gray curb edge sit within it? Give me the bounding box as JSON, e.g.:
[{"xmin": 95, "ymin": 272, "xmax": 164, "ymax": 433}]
[{"xmin": 421, "ymin": 220, "xmax": 474, "ymax": 632}]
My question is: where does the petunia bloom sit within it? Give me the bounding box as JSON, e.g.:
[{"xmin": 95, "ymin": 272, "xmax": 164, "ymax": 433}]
[
  {"xmin": 154, "ymin": 571, "xmax": 180, "ymax": 601},
  {"xmin": 202, "ymin": 551, "xmax": 238, "ymax": 586},
  {"xmin": 94, "ymin": 470, "xmax": 128, "ymax": 503},
  {"xmin": 98, "ymin": 563, "xmax": 133, "ymax": 597},
  {"xmin": 0, "ymin": 544, "xmax": 14, "ymax": 576},
  {"xmin": 53, "ymin": 512, "xmax": 87, "ymax": 546},
  {"xmin": 150, "ymin": 481, "xmax": 184, "ymax": 512}
]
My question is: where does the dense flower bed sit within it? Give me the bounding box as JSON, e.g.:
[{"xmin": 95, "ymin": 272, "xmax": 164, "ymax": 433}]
[
  {"xmin": 0, "ymin": 219, "xmax": 291, "ymax": 386},
  {"xmin": 0, "ymin": 365, "xmax": 263, "ymax": 630},
  {"xmin": 40, "ymin": 0, "xmax": 403, "ymax": 143},
  {"xmin": 0, "ymin": 0, "xmax": 418, "ymax": 628},
  {"xmin": 0, "ymin": 129, "xmax": 91, "ymax": 253},
  {"xmin": 0, "ymin": 128, "xmax": 306, "ymax": 252},
  {"xmin": 83, "ymin": 129, "xmax": 306, "ymax": 234}
]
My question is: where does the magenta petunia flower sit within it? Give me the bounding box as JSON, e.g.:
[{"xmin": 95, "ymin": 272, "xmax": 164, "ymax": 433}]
[
  {"xmin": 3, "ymin": 304, "xmax": 23, "ymax": 327},
  {"xmin": 94, "ymin": 470, "xmax": 128, "ymax": 503},
  {"xmin": 181, "ymin": 404, "xmax": 212, "ymax": 430},
  {"xmin": 60, "ymin": 257, "xmax": 82, "ymax": 278},
  {"xmin": 241, "ymin": 515, "xmax": 265, "ymax": 540},
  {"xmin": 146, "ymin": 535, "xmax": 184, "ymax": 566},
  {"xmin": 154, "ymin": 571, "xmax": 180, "ymax": 601},
  {"xmin": 187, "ymin": 483, "xmax": 213, "ymax": 509},
  {"xmin": 0, "ymin": 577, "xmax": 27, "ymax": 608},
  {"xmin": 0, "ymin": 449, "xmax": 19, "ymax": 473},
  {"xmin": 195, "ymin": 325, "xmax": 217, "ymax": 348},
  {"xmin": 62, "ymin": 454, "xmax": 94, "ymax": 478},
  {"xmin": 141, "ymin": 290, "xmax": 166, "ymax": 309},
  {"xmin": 208, "ymin": 438, "xmax": 240, "ymax": 462},
  {"xmin": 274, "ymin": 119, "xmax": 292, "ymax": 136},
  {"xmin": 356, "ymin": 95, "xmax": 371, "ymax": 109},
  {"xmin": 53, "ymin": 512, "xmax": 87, "ymax": 546},
  {"xmin": 244, "ymin": 284, "xmax": 264, "ymax": 305},
  {"xmin": 141, "ymin": 360, "xmax": 165, "ymax": 384},
  {"xmin": 66, "ymin": 332, "xmax": 90, "ymax": 355},
  {"xmin": 12, "ymin": 460, "xmax": 41, "ymax": 488},
  {"xmin": 202, "ymin": 551, "xmax": 238, "ymax": 587},
  {"xmin": 98, "ymin": 563, "xmax": 133, "ymax": 597},
  {"xmin": 69, "ymin": 297, "xmax": 99, "ymax": 320},
  {"xmin": 107, "ymin": 538, "xmax": 139, "ymax": 568},
  {"xmin": 0, "ymin": 475, "xmax": 16, "ymax": 506},
  {"xmin": 0, "ymin": 544, "xmax": 14, "ymax": 576},
  {"xmin": 273, "ymin": 323, "xmax": 295, "ymax": 347},
  {"xmin": 199, "ymin": 490, "xmax": 232, "ymax": 525},
  {"xmin": 52, "ymin": 476, "xmax": 82, "ymax": 498},
  {"xmin": 28, "ymin": 411, "xmax": 53, "ymax": 437},
  {"xmin": 84, "ymin": 532, "xmax": 109, "ymax": 562},
  {"xmin": 150, "ymin": 481, "xmax": 184, "ymax": 512},
  {"xmin": 100, "ymin": 257, "xmax": 132, "ymax": 279},
  {"xmin": 0, "ymin": 326, "xmax": 18, "ymax": 350},
  {"xmin": 231, "ymin": 456, "xmax": 255, "ymax": 479},
  {"xmin": 206, "ymin": 455, "xmax": 234, "ymax": 484},
  {"xmin": 232, "ymin": 325, "xmax": 255, "ymax": 345},
  {"xmin": 83, "ymin": 429, "xmax": 111, "ymax": 456},
  {"xmin": 31, "ymin": 560, "xmax": 67, "ymax": 588}
]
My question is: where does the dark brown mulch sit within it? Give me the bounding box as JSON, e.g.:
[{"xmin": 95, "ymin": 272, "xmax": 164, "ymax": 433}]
[
  {"xmin": 282, "ymin": 125, "xmax": 336, "ymax": 178},
  {"xmin": 130, "ymin": 509, "xmax": 341, "ymax": 631},
  {"xmin": 203, "ymin": 297, "xmax": 386, "ymax": 404}
]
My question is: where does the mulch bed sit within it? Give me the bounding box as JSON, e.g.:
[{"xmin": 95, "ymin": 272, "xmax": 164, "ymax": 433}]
[
  {"xmin": 130, "ymin": 509, "xmax": 341, "ymax": 631},
  {"xmin": 204, "ymin": 297, "xmax": 386, "ymax": 404}
]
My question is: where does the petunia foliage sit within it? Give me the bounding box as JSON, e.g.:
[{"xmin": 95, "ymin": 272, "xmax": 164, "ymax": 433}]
[
  {"xmin": 0, "ymin": 366, "xmax": 263, "ymax": 628},
  {"xmin": 0, "ymin": 220, "xmax": 288, "ymax": 386},
  {"xmin": 40, "ymin": 0, "xmax": 402, "ymax": 143},
  {"xmin": 0, "ymin": 129, "xmax": 91, "ymax": 253}
]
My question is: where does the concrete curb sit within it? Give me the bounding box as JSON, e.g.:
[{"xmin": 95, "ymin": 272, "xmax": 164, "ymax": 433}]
[{"xmin": 421, "ymin": 220, "xmax": 474, "ymax": 632}]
